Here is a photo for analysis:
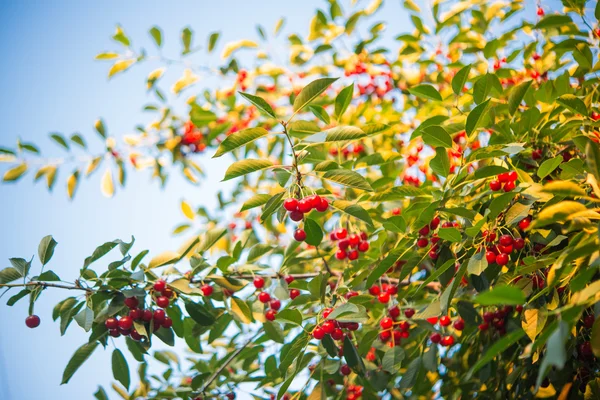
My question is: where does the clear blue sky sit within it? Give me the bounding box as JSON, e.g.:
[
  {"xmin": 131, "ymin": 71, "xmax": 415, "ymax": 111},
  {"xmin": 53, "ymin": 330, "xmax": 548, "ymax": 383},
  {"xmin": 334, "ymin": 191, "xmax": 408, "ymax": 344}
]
[
  {"xmin": 0, "ymin": 1, "xmax": 412, "ymax": 399},
  {"xmin": 0, "ymin": 0, "xmax": 560, "ymax": 399}
]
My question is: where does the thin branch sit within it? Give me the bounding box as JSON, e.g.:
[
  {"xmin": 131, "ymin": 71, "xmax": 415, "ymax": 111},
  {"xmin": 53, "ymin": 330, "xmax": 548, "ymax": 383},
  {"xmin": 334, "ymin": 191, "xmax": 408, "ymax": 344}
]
[{"xmin": 0, "ymin": 281, "xmax": 91, "ymax": 292}]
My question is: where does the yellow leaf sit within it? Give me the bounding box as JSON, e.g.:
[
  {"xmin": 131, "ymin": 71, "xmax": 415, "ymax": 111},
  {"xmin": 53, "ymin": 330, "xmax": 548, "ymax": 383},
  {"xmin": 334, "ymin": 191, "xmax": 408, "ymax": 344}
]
[
  {"xmin": 169, "ymin": 278, "xmax": 202, "ymax": 295},
  {"xmin": 221, "ymin": 39, "xmax": 258, "ymax": 59},
  {"xmin": 95, "ymin": 52, "xmax": 119, "ymax": 60},
  {"xmin": 86, "ymin": 157, "xmax": 103, "ymax": 176},
  {"xmin": 181, "ymin": 200, "xmax": 195, "ymax": 220},
  {"xmin": 171, "ymin": 69, "xmax": 199, "ymax": 95},
  {"xmin": 183, "ymin": 167, "xmax": 199, "ymax": 184},
  {"xmin": 67, "ymin": 171, "xmax": 79, "ymax": 199},
  {"xmin": 3, "ymin": 163, "xmax": 27, "ymax": 182},
  {"xmin": 522, "ymin": 307, "xmax": 547, "ymax": 341},
  {"xmin": 148, "ymin": 251, "xmax": 180, "ymax": 269},
  {"xmin": 108, "ymin": 59, "xmax": 135, "ymax": 78},
  {"xmin": 230, "ymin": 297, "xmax": 252, "ymax": 324},
  {"xmin": 308, "ymin": 385, "xmax": 322, "ymax": 400},
  {"xmin": 100, "ymin": 169, "xmax": 114, "ymax": 198}
]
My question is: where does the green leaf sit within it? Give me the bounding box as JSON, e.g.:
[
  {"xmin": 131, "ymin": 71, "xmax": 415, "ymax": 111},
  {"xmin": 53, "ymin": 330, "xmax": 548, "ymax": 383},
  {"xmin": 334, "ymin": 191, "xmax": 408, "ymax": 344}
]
[
  {"xmin": 321, "ymin": 169, "xmax": 373, "ymax": 191},
  {"xmin": 532, "ymin": 201, "xmax": 587, "ymax": 228},
  {"xmin": 466, "ymin": 99, "xmax": 490, "ymax": 135},
  {"xmin": 468, "ymin": 329, "xmax": 525, "ymax": 377},
  {"xmin": 208, "ymin": 32, "xmax": 220, "ymax": 52},
  {"xmin": 437, "ymin": 227, "xmax": 461, "ymax": 242},
  {"xmin": 343, "ymin": 335, "xmax": 365, "ymax": 374},
  {"xmin": 522, "ymin": 307, "xmax": 547, "ymax": 341},
  {"xmin": 261, "ymin": 192, "xmax": 285, "ymax": 222},
  {"xmin": 408, "ymin": 84, "xmax": 442, "ymax": 101},
  {"xmin": 452, "ymin": 65, "xmax": 471, "ymax": 95},
  {"xmin": 240, "ymin": 194, "xmax": 272, "ymax": 212},
  {"xmin": 474, "ymin": 285, "xmax": 526, "ymax": 305},
  {"xmin": 536, "ymin": 322, "xmax": 569, "ymax": 389},
  {"xmin": 149, "ymin": 26, "xmax": 162, "ymax": 47},
  {"xmin": 542, "ymin": 181, "xmax": 586, "ymax": 197},
  {"xmin": 9, "ymin": 257, "xmax": 31, "ymax": 277},
  {"xmin": 223, "ymin": 159, "xmax": 273, "ymax": 181},
  {"xmin": 322, "ymin": 126, "xmax": 365, "ymax": 142},
  {"xmin": 335, "ymin": 83, "xmax": 354, "ymax": 118},
  {"xmin": 330, "ymin": 200, "xmax": 373, "ymax": 226},
  {"xmin": 154, "ymin": 327, "xmax": 175, "ymax": 346},
  {"xmin": 263, "ymin": 321, "xmax": 285, "ymax": 343},
  {"xmin": 74, "ymin": 307, "xmax": 94, "ymax": 332},
  {"xmin": 94, "ymin": 387, "xmax": 109, "ymax": 400},
  {"xmin": 185, "ymin": 301, "xmax": 215, "ymax": 326},
  {"xmin": 398, "ymin": 357, "xmax": 422, "ymax": 389},
  {"xmin": 557, "ymin": 94, "xmax": 588, "ymax": 116},
  {"xmin": 239, "ymin": 92, "xmax": 276, "ymax": 118},
  {"xmin": 586, "ymin": 141, "xmax": 600, "ymax": 183},
  {"xmin": 213, "ymin": 127, "xmax": 269, "ymax": 158},
  {"xmin": 50, "ymin": 133, "xmax": 70, "ymax": 150},
  {"xmin": 148, "ymin": 251, "xmax": 180, "ymax": 269},
  {"xmin": 467, "ymin": 250, "xmax": 488, "ymax": 276},
  {"xmin": 293, "ymin": 77, "xmax": 338, "ymax": 112},
  {"xmin": 182, "ymin": 27, "xmax": 193, "ymax": 54},
  {"xmin": 430, "ymin": 147, "xmax": 450, "ymax": 177},
  {"xmin": 190, "ymin": 105, "xmax": 217, "ymax": 127},
  {"xmin": 247, "ymin": 244, "xmax": 276, "ymax": 262},
  {"xmin": 38, "ymin": 235, "xmax": 58, "ymax": 266},
  {"xmin": 508, "ymin": 80, "xmax": 533, "ymax": 116},
  {"xmin": 308, "ymin": 105, "xmax": 330, "ymax": 124},
  {"xmin": 304, "ymin": 218, "xmax": 323, "ymax": 246},
  {"xmin": 422, "ymin": 126, "xmax": 452, "ymax": 148},
  {"xmin": 111, "ymin": 349, "xmax": 130, "ymax": 390},
  {"xmin": 198, "ymin": 227, "xmax": 227, "ymax": 253},
  {"xmin": 61, "ymin": 342, "xmax": 98, "ymax": 384},
  {"xmin": 276, "ymin": 309, "xmax": 303, "ymax": 326},
  {"xmin": 537, "ymin": 156, "xmax": 562, "ymax": 179},
  {"xmin": 382, "ymin": 347, "xmax": 405, "ymax": 373},
  {"xmin": 366, "ymin": 248, "xmax": 403, "ymax": 287},
  {"xmin": 0, "ymin": 267, "xmax": 22, "ymax": 284}
]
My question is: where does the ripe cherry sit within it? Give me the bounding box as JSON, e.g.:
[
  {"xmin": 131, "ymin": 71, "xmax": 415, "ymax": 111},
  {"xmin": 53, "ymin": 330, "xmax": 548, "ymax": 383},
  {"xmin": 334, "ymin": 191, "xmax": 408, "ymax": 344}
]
[
  {"xmin": 338, "ymin": 239, "xmax": 350, "ymax": 250},
  {"xmin": 290, "ymin": 289, "xmax": 300, "ymax": 299},
  {"xmin": 380, "ymin": 317, "xmax": 394, "ymax": 330},
  {"xmin": 348, "ymin": 250, "xmax": 359, "ymax": 260},
  {"xmin": 289, "ymin": 211, "xmax": 304, "ymax": 222},
  {"xmin": 439, "ymin": 316, "xmax": 451, "ymax": 327},
  {"xmin": 483, "ymin": 311, "xmax": 494, "ymax": 322},
  {"xmin": 496, "ymin": 253, "xmax": 509, "ymax": 266},
  {"xmin": 162, "ymin": 317, "xmax": 173, "ymax": 329},
  {"xmin": 162, "ymin": 288, "xmax": 174, "ymax": 298},
  {"xmin": 379, "ymin": 330, "xmax": 391, "ymax": 342},
  {"xmin": 331, "ymin": 328, "xmax": 344, "ymax": 340},
  {"xmin": 404, "ymin": 308, "xmax": 415, "ymax": 318},
  {"xmin": 265, "ymin": 310, "xmax": 277, "ymax": 321},
  {"xmin": 284, "ymin": 275, "xmax": 294, "ymax": 284},
  {"xmin": 387, "ymin": 285, "xmax": 398, "ymax": 295},
  {"xmin": 335, "ymin": 250, "xmax": 347, "ymax": 260},
  {"xmin": 378, "ymin": 292, "xmax": 390, "ymax": 303},
  {"xmin": 498, "ymin": 172, "xmax": 510, "ymax": 182},
  {"xmin": 389, "ymin": 306, "xmax": 400, "ymax": 319},
  {"xmin": 201, "ymin": 284, "xmax": 213, "ymax": 296},
  {"xmin": 440, "ymin": 335, "xmax": 455, "ymax": 346},
  {"xmin": 430, "ymin": 332, "xmax": 441, "ymax": 343},
  {"xmin": 489, "ymin": 180, "xmax": 501, "ymax": 191},
  {"xmin": 124, "ymin": 297, "xmax": 139, "ymax": 309},
  {"xmin": 508, "ymin": 171, "xmax": 518, "ymax": 181},
  {"xmin": 316, "ymin": 198, "xmax": 329, "ymax": 212},
  {"xmin": 349, "ymin": 234, "xmax": 360, "ymax": 247},
  {"xmin": 369, "ymin": 285, "xmax": 380, "ymax": 296},
  {"xmin": 518, "ymin": 217, "xmax": 531, "ymax": 230},
  {"xmin": 515, "ymin": 305, "xmax": 523, "ymax": 313},
  {"xmin": 453, "ymin": 318, "xmax": 465, "ymax": 331},
  {"xmin": 129, "ymin": 308, "xmax": 143, "ymax": 320},
  {"xmin": 294, "ymin": 229, "xmax": 307, "ymax": 242},
  {"xmin": 270, "ymin": 299, "xmax": 281, "ymax": 311},
  {"xmin": 105, "ymin": 317, "xmax": 119, "ymax": 330},
  {"xmin": 153, "ymin": 309, "xmax": 166, "ymax": 324},
  {"xmin": 109, "ymin": 329, "xmax": 120, "ymax": 337},
  {"xmin": 253, "ymin": 277, "xmax": 265, "ymax": 289},
  {"xmin": 514, "ymin": 238, "xmax": 525, "ymax": 250},
  {"xmin": 486, "ymin": 251, "xmax": 497, "ymax": 264},
  {"xmin": 419, "ymin": 225, "xmax": 430, "ymax": 236},
  {"xmin": 322, "ymin": 320, "xmax": 336, "ymax": 334},
  {"xmin": 258, "ymin": 292, "xmax": 271, "ymax": 303},
  {"xmin": 340, "ymin": 364, "xmax": 351, "ymax": 376},
  {"xmin": 499, "ymin": 235, "xmax": 513, "ymax": 246},
  {"xmin": 336, "ymin": 228, "xmax": 348, "ymax": 239},
  {"xmin": 142, "ymin": 309, "xmax": 153, "ymax": 322},
  {"xmin": 118, "ymin": 316, "xmax": 133, "ymax": 331},
  {"xmin": 130, "ymin": 329, "xmax": 143, "ymax": 341},
  {"xmin": 430, "ymin": 216, "xmax": 441, "ymax": 229},
  {"xmin": 536, "ymin": 7, "xmax": 544, "ymax": 16},
  {"xmin": 358, "ymin": 241, "xmax": 369, "ymax": 252},
  {"xmin": 25, "ymin": 315, "xmax": 41, "ymax": 329},
  {"xmin": 156, "ymin": 296, "xmax": 170, "ymax": 308},
  {"xmin": 417, "ymin": 237, "xmax": 429, "ymax": 248},
  {"xmin": 583, "ymin": 314, "xmax": 595, "ymax": 329},
  {"xmin": 297, "ymin": 199, "xmax": 312, "ymax": 213},
  {"xmin": 503, "ymin": 181, "xmax": 516, "ymax": 192},
  {"xmin": 427, "ymin": 317, "xmax": 439, "ymax": 324},
  {"xmin": 283, "ymin": 198, "xmax": 298, "ymax": 212},
  {"xmin": 313, "ymin": 327, "xmax": 325, "ymax": 340},
  {"xmin": 478, "ymin": 322, "xmax": 489, "ymax": 331},
  {"xmin": 154, "ymin": 280, "xmax": 167, "ymax": 292}
]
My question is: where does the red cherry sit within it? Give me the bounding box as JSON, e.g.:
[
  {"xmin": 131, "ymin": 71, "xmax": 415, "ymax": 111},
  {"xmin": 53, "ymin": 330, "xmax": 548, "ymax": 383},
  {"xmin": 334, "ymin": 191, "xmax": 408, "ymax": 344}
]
[
  {"xmin": 387, "ymin": 285, "xmax": 398, "ymax": 295},
  {"xmin": 323, "ymin": 308, "xmax": 333, "ymax": 318},
  {"xmin": 498, "ymin": 172, "xmax": 510, "ymax": 182},
  {"xmin": 124, "ymin": 296, "xmax": 139, "ymax": 309},
  {"xmin": 109, "ymin": 329, "xmax": 120, "ymax": 337},
  {"xmin": 348, "ymin": 234, "xmax": 360, "ymax": 247},
  {"xmin": 536, "ymin": 7, "xmax": 544, "ymax": 16},
  {"xmin": 419, "ymin": 225, "xmax": 430, "ymax": 236},
  {"xmin": 129, "ymin": 308, "xmax": 143, "ymax": 320},
  {"xmin": 440, "ymin": 335, "xmax": 455, "ymax": 346},
  {"xmin": 508, "ymin": 171, "xmax": 518, "ymax": 181},
  {"xmin": 417, "ymin": 237, "xmax": 429, "ymax": 248},
  {"xmin": 503, "ymin": 181, "xmax": 516, "ymax": 192},
  {"xmin": 583, "ymin": 314, "xmax": 595, "ymax": 329},
  {"xmin": 154, "ymin": 280, "xmax": 167, "ymax": 292},
  {"xmin": 284, "ymin": 275, "xmax": 295, "ymax": 284},
  {"xmin": 429, "ymin": 250, "xmax": 439, "ymax": 260},
  {"xmin": 329, "ymin": 232, "xmax": 338, "ymax": 241},
  {"xmin": 358, "ymin": 241, "xmax": 369, "ymax": 252},
  {"xmin": 105, "ymin": 317, "xmax": 119, "ymax": 330},
  {"xmin": 162, "ymin": 317, "xmax": 173, "ymax": 329},
  {"xmin": 485, "ymin": 251, "xmax": 497, "ymax": 264},
  {"xmin": 479, "ymin": 322, "xmax": 489, "ymax": 331},
  {"xmin": 322, "ymin": 320, "xmax": 336, "ymax": 334},
  {"xmin": 297, "ymin": 199, "xmax": 312, "ymax": 213},
  {"xmin": 290, "ymin": 289, "xmax": 300, "ymax": 299},
  {"xmin": 336, "ymin": 228, "xmax": 348, "ymax": 239},
  {"xmin": 265, "ymin": 310, "xmax": 277, "ymax": 321},
  {"xmin": 430, "ymin": 217, "xmax": 441, "ymax": 229},
  {"xmin": 483, "ymin": 312, "xmax": 494, "ymax": 322},
  {"xmin": 518, "ymin": 217, "xmax": 531, "ymax": 230},
  {"xmin": 130, "ymin": 329, "xmax": 143, "ymax": 341},
  {"xmin": 289, "ymin": 211, "xmax": 304, "ymax": 222},
  {"xmin": 378, "ymin": 292, "xmax": 390, "ymax": 303},
  {"xmin": 427, "ymin": 317, "xmax": 439, "ymax": 325},
  {"xmin": 316, "ymin": 198, "xmax": 329, "ymax": 212},
  {"xmin": 156, "ymin": 296, "xmax": 170, "ymax": 308},
  {"xmin": 499, "ymin": 244, "xmax": 513, "ymax": 254},
  {"xmin": 496, "ymin": 253, "xmax": 509, "ymax": 266},
  {"xmin": 379, "ymin": 331, "xmax": 391, "ymax": 342},
  {"xmin": 453, "ymin": 318, "xmax": 465, "ymax": 331},
  {"xmin": 338, "ymin": 239, "xmax": 350, "ymax": 250},
  {"xmin": 369, "ymin": 285, "xmax": 381, "ymax": 296},
  {"xmin": 25, "ymin": 315, "xmax": 41, "ymax": 329},
  {"xmin": 404, "ymin": 308, "xmax": 415, "ymax": 318},
  {"xmin": 294, "ymin": 229, "xmax": 307, "ymax": 242},
  {"xmin": 514, "ymin": 238, "xmax": 525, "ymax": 250},
  {"xmin": 118, "ymin": 316, "xmax": 133, "ymax": 331},
  {"xmin": 270, "ymin": 299, "xmax": 281, "ymax": 311},
  {"xmin": 142, "ymin": 309, "xmax": 153, "ymax": 322},
  {"xmin": 313, "ymin": 327, "xmax": 325, "ymax": 340},
  {"xmin": 515, "ymin": 305, "xmax": 523, "ymax": 313},
  {"xmin": 489, "ymin": 180, "xmax": 502, "ymax": 191},
  {"xmin": 499, "ymin": 235, "xmax": 513, "ymax": 246},
  {"xmin": 331, "ymin": 328, "xmax": 344, "ymax": 340},
  {"xmin": 283, "ymin": 198, "xmax": 298, "ymax": 212},
  {"xmin": 430, "ymin": 332, "xmax": 441, "ymax": 343},
  {"xmin": 348, "ymin": 250, "xmax": 359, "ymax": 260},
  {"xmin": 258, "ymin": 292, "xmax": 271, "ymax": 303},
  {"xmin": 162, "ymin": 288, "xmax": 174, "ymax": 298},
  {"xmin": 335, "ymin": 250, "xmax": 347, "ymax": 260},
  {"xmin": 439, "ymin": 316, "xmax": 451, "ymax": 327},
  {"xmin": 253, "ymin": 277, "xmax": 265, "ymax": 289},
  {"xmin": 398, "ymin": 321, "xmax": 410, "ymax": 332},
  {"xmin": 340, "ymin": 364, "xmax": 351, "ymax": 376},
  {"xmin": 201, "ymin": 284, "xmax": 213, "ymax": 296},
  {"xmin": 360, "ymin": 232, "xmax": 368, "ymax": 241},
  {"xmin": 389, "ymin": 306, "xmax": 400, "ymax": 318},
  {"xmin": 380, "ymin": 317, "xmax": 394, "ymax": 330},
  {"xmin": 153, "ymin": 309, "xmax": 166, "ymax": 323}
]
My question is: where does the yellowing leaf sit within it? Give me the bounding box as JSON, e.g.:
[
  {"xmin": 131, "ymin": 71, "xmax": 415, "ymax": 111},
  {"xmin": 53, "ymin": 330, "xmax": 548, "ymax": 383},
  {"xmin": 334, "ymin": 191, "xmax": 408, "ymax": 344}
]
[
  {"xmin": 95, "ymin": 52, "xmax": 119, "ymax": 60},
  {"xmin": 148, "ymin": 251, "xmax": 180, "ymax": 269},
  {"xmin": 522, "ymin": 307, "xmax": 547, "ymax": 341},
  {"xmin": 101, "ymin": 169, "xmax": 114, "ymax": 198},
  {"xmin": 3, "ymin": 163, "xmax": 27, "ymax": 182},
  {"xmin": 67, "ymin": 170, "xmax": 79, "ymax": 199},
  {"xmin": 181, "ymin": 200, "xmax": 195, "ymax": 220},
  {"xmin": 221, "ymin": 39, "xmax": 258, "ymax": 59},
  {"xmin": 171, "ymin": 69, "xmax": 199, "ymax": 95},
  {"xmin": 108, "ymin": 59, "xmax": 135, "ymax": 78},
  {"xmin": 230, "ymin": 297, "xmax": 253, "ymax": 324}
]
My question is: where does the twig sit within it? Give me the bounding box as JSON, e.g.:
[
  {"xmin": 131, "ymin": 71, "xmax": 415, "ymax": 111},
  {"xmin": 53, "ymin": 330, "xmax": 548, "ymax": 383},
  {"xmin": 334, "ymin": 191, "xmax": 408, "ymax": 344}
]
[{"xmin": 0, "ymin": 281, "xmax": 91, "ymax": 292}]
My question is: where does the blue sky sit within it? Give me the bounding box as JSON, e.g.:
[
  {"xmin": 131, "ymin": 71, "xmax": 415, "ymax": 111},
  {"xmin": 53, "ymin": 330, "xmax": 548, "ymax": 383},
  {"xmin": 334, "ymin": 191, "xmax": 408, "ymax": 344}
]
[
  {"xmin": 0, "ymin": 1, "xmax": 413, "ymax": 399},
  {"xmin": 0, "ymin": 0, "xmax": 564, "ymax": 398}
]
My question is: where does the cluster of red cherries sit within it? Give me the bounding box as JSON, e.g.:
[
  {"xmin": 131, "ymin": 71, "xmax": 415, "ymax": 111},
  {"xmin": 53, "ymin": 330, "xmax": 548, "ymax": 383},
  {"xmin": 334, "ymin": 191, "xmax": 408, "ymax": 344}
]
[
  {"xmin": 328, "ymin": 143, "xmax": 365, "ymax": 158},
  {"xmin": 483, "ymin": 231, "xmax": 525, "ymax": 267},
  {"xmin": 478, "ymin": 305, "xmax": 523, "ymax": 335},
  {"xmin": 252, "ymin": 276, "xmax": 287, "ymax": 322},
  {"xmin": 368, "ymin": 283, "xmax": 398, "ymax": 304},
  {"xmin": 425, "ymin": 315, "xmax": 464, "ymax": 347},
  {"xmin": 180, "ymin": 121, "xmax": 206, "ymax": 153},
  {"xmin": 284, "ymin": 194, "xmax": 329, "ymax": 225},
  {"xmin": 312, "ymin": 307, "xmax": 361, "ymax": 341},
  {"xmin": 489, "ymin": 171, "xmax": 518, "ymax": 192},
  {"xmin": 377, "ymin": 306, "xmax": 414, "ymax": 347},
  {"xmin": 103, "ymin": 279, "xmax": 174, "ymax": 340},
  {"xmin": 415, "ymin": 216, "xmax": 459, "ymax": 260},
  {"xmin": 330, "ymin": 228, "xmax": 370, "ymax": 261}
]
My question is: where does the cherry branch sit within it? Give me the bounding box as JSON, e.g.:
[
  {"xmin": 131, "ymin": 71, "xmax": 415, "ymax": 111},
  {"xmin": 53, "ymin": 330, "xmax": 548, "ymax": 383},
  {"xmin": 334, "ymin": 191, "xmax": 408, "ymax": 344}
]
[{"xmin": 0, "ymin": 280, "xmax": 92, "ymax": 292}]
